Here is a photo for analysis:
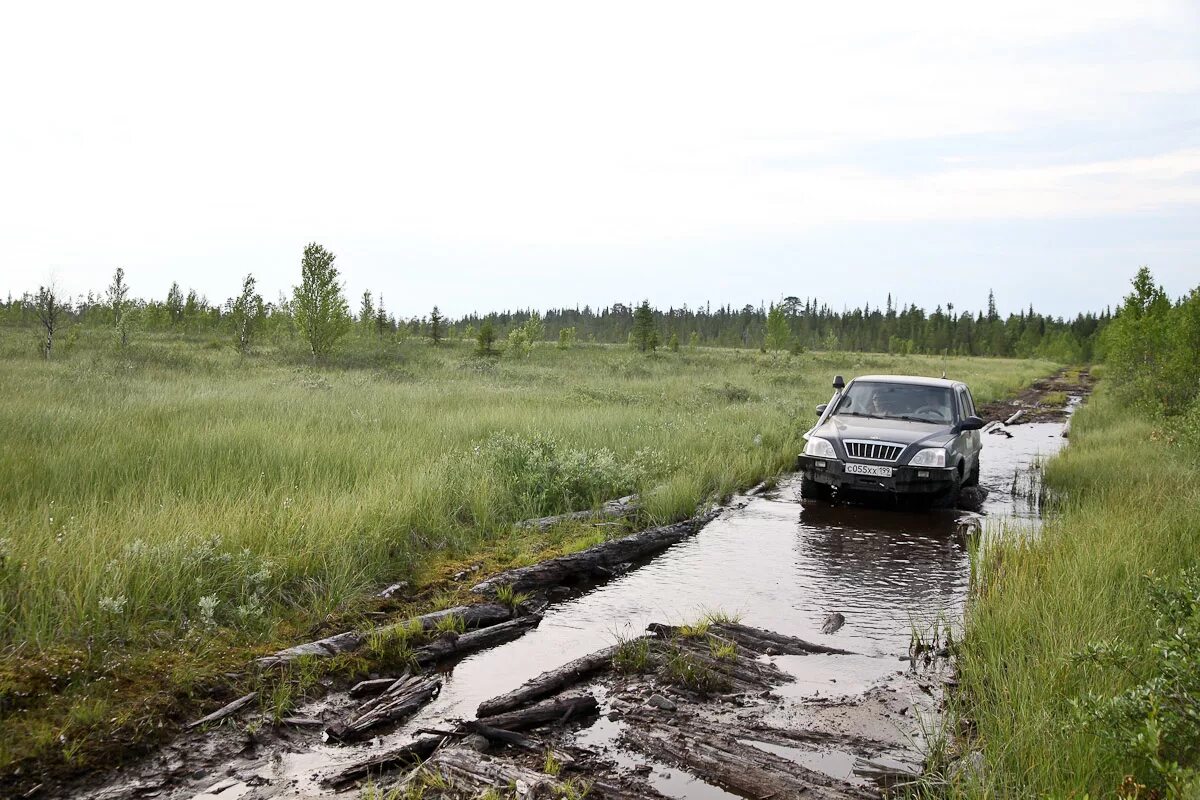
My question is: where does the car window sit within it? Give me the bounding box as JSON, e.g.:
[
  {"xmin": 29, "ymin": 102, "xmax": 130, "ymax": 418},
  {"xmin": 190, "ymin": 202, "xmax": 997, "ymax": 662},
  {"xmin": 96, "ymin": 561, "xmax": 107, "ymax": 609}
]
[{"xmin": 833, "ymin": 381, "xmax": 954, "ymax": 424}]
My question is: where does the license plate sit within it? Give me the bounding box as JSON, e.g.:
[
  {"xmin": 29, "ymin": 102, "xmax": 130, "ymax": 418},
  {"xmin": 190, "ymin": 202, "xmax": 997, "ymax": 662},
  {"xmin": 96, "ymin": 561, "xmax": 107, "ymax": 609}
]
[{"xmin": 845, "ymin": 463, "xmax": 893, "ymax": 478}]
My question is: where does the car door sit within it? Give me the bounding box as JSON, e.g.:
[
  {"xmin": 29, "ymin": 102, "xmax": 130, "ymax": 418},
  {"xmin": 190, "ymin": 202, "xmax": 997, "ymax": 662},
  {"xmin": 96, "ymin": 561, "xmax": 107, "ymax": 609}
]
[{"xmin": 956, "ymin": 386, "xmax": 982, "ymax": 470}]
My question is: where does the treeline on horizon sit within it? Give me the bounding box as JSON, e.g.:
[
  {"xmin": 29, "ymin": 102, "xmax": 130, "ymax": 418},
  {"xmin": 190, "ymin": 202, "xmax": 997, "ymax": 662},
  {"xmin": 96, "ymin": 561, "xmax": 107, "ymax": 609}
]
[{"xmin": 0, "ymin": 253, "xmax": 1124, "ymax": 362}]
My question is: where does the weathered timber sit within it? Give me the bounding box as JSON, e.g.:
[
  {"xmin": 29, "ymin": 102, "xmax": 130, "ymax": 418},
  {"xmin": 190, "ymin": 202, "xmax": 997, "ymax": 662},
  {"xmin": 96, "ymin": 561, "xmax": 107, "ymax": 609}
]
[
  {"xmin": 321, "ymin": 735, "xmax": 444, "ymax": 788},
  {"xmin": 473, "ymin": 510, "xmax": 721, "ymax": 596},
  {"xmin": 621, "ymin": 713, "xmax": 873, "ymax": 800},
  {"xmin": 476, "ymin": 644, "xmax": 619, "ymax": 717},
  {"xmin": 1004, "ymin": 409, "xmax": 1025, "ymax": 425},
  {"xmin": 412, "ymin": 615, "xmax": 541, "ymax": 667},
  {"xmin": 325, "ymin": 674, "xmax": 442, "ymax": 743},
  {"xmin": 348, "ymin": 677, "xmax": 399, "ymax": 698},
  {"xmin": 516, "ymin": 494, "xmax": 639, "ymax": 531},
  {"xmin": 256, "ymin": 603, "xmax": 513, "ymax": 668},
  {"xmin": 715, "ymin": 621, "xmax": 855, "ymax": 655},
  {"xmin": 278, "ymin": 716, "xmax": 324, "ymax": 728},
  {"xmin": 459, "ymin": 721, "xmax": 575, "ymax": 767},
  {"xmin": 662, "ymin": 636, "xmax": 794, "ymax": 692},
  {"xmin": 185, "ymin": 691, "xmax": 257, "ymax": 730},
  {"xmin": 648, "ymin": 620, "xmax": 854, "ymax": 656},
  {"xmin": 418, "ymin": 748, "xmax": 566, "ymax": 797},
  {"xmin": 475, "ymin": 691, "xmax": 599, "ymax": 732}
]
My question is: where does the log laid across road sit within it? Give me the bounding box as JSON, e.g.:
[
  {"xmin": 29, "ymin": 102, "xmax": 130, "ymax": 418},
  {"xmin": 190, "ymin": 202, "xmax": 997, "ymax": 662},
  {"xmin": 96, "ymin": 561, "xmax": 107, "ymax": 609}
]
[{"xmin": 472, "ymin": 510, "xmax": 721, "ymax": 596}]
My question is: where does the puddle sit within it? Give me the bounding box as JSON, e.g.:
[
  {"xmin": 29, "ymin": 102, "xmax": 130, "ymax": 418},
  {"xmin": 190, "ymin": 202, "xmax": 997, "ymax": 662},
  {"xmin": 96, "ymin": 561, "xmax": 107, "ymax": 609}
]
[{"xmin": 81, "ymin": 414, "xmax": 1074, "ymax": 799}]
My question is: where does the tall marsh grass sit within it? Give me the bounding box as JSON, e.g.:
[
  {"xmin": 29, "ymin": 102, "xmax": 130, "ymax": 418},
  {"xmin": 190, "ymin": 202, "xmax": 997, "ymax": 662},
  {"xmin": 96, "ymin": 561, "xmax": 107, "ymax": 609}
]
[
  {"xmin": 0, "ymin": 329, "xmax": 1053, "ymax": 652},
  {"xmin": 951, "ymin": 386, "xmax": 1200, "ymax": 796}
]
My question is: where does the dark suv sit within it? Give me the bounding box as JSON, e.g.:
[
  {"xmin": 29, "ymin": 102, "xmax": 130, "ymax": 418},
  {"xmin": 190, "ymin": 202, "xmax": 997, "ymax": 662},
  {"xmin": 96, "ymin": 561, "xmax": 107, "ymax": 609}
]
[{"xmin": 797, "ymin": 374, "xmax": 985, "ymax": 505}]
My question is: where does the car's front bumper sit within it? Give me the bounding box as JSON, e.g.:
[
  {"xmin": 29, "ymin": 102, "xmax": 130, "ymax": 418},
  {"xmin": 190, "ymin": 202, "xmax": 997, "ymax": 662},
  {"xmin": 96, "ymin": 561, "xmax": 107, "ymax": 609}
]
[{"xmin": 797, "ymin": 454, "xmax": 957, "ymax": 495}]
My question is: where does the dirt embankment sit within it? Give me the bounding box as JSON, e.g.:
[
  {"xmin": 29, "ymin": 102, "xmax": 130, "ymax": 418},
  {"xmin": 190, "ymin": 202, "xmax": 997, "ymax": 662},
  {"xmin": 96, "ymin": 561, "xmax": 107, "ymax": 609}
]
[{"xmin": 977, "ymin": 367, "xmax": 1092, "ymax": 423}]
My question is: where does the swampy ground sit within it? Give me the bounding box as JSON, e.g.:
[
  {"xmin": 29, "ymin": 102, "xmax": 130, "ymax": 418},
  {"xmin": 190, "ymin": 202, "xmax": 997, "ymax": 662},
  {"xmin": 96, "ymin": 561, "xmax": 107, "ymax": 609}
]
[
  {"xmin": 0, "ymin": 330, "xmax": 1057, "ymax": 794},
  {"xmin": 65, "ymin": 371, "xmax": 1084, "ymax": 800}
]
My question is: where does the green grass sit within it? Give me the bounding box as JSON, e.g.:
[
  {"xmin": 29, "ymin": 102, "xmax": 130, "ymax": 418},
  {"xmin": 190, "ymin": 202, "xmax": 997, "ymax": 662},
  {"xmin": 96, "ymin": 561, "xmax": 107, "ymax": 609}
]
[
  {"xmin": 948, "ymin": 386, "xmax": 1200, "ymax": 797},
  {"xmin": 0, "ymin": 327, "xmax": 1054, "ymax": 784}
]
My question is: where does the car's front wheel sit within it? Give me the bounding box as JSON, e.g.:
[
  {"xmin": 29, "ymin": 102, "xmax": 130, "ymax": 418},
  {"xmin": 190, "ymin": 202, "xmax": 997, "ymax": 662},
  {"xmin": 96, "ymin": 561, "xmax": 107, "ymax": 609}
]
[
  {"xmin": 930, "ymin": 468, "xmax": 963, "ymax": 508},
  {"xmin": 963, "ymin": 461, "xmax": 980, "ymax": 487},
  {"xmin": 800, "ymin": 476, "xmax": 834, "ymax": 502}
]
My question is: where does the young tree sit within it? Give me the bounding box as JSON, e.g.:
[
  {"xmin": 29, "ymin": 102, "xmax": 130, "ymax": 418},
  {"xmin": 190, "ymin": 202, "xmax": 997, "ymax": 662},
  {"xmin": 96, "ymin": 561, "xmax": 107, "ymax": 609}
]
[
  {"xmin": 522, "ymin": 311, "xmax": 544, "ymax": 343},
  {"xmin": 166, "ymin": 282, "xmax": 184, "ymax": 326},
  {"xmin": 33, "ymin": 284, "xmax": 64, "ymax": 358},
  {"xmin": 631, "ymin": 300, "xmax": 657, "ymax": 352},
  {"xmin": 230, "ymin": 274, "xmax": 264, "ymax": 354},
  {"xmin": 476, "ymin": 319, "xmax": 497, "ymax": 355},
  {"xmin": 765, "ymin": 302, "xmax": 791, "ymax": 352},
  {"xmin": 374, "ymin": 295, "xmax": 390, "ymax": 337},
  {"xmin": 293, "ymin": 242, "xmax": 351, "ymax": 358},
  {"xmin": 668, "ymin": 332, "xmax": 680, "ymax": 352},
  {"xmin": 430, "ymin": 306, "xmax": 444, "ymax": 345},
  {"xmin": 107, "ymin": 267, "xmax": 130, "ymax": 348},
  {"xmin": 359, "ymin": 290, "xmax": 375, "ymax": 334},
  {"xmin": 557, "ymin": 326, "xmax": 576, "ymax": 350}
]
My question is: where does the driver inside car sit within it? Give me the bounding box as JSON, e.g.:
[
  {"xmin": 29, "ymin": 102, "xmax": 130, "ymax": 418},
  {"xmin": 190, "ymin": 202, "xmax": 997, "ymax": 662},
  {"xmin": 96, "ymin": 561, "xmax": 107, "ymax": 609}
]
[{"xmin": 867, "ymin": 390, "xmax": 892, "ymax": 417}]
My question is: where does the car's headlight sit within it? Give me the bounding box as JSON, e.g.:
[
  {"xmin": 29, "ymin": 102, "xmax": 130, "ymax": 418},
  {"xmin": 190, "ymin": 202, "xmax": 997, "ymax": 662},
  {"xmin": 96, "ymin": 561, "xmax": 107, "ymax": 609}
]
[
  {"xmin": 909, "ymin": 447, "xmax": 947, "ymax": 467},
  {"xmin": 804, "ymin": 437, "xmax": 836, "ymax": 458}
]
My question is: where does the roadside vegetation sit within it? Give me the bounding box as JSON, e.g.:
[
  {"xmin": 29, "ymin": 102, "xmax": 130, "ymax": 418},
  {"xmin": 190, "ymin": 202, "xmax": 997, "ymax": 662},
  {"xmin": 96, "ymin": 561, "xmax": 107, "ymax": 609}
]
[
  {"xmin": 0, "ymin": 333, "xmax": 1052, "ymax": 786},
  {"xmin": 948, "ymin": 268, "xmax": 1200, "ymax": 797},
  {"xmin": 0, "ymin": 246, "xmax": 1064, "ymax": 788}
]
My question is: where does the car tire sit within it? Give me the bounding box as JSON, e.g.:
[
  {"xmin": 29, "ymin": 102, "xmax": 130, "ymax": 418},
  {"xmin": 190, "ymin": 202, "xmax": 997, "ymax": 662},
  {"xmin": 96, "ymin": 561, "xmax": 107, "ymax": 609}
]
[
  {"xmin": 800, "ymin": 476, "xmax": 833, "ymax": 502},
  {"xmin": 931, "ymin": 468, "xmax": 963, "ymax": 508},
  {"xmin": 963, "ymin": 461, "xmax": 980, "ymax": 487}
]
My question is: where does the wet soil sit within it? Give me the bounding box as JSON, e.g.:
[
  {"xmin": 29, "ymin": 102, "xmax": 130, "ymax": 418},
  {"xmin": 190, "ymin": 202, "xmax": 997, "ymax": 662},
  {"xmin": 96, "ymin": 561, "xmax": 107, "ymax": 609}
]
[
  {"xmin": 977, "ymin": 367, "xmax": 1093, "ymax": 423},
  {"xmin": 72, "ymin": 405, "xmax": 1079, "ymax": 799}
]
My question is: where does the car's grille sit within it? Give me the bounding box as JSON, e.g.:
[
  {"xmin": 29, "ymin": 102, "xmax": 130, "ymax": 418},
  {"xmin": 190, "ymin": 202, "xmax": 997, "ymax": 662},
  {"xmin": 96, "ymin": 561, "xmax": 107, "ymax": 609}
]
[{"xmin": 844, "ymin": 440, "xmax": 905, "ymax": 462}]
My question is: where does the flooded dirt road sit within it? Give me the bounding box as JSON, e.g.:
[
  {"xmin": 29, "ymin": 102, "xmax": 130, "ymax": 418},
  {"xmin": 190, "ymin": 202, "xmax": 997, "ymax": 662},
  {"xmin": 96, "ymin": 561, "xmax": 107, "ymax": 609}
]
[{"xmin": 83, "ymin": 418, "xmax": 1072, "ymax": 800}]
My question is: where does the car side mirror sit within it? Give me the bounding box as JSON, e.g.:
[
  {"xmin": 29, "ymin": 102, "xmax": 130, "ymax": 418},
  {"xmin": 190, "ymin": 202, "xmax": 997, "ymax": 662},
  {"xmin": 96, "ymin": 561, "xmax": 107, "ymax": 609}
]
[
  {"xmin": 956, "ymin": 415, "xmax": 985, "ymax": 433},
  {"xmin": 815, "ymin": 403, "xmax": 828, "ymax": 416}
]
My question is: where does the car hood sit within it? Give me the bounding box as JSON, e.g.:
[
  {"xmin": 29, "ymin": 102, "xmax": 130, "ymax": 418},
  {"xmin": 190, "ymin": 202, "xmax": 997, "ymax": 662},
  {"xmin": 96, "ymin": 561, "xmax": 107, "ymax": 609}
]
[{"xmin": 812, "ymin": 415, "xmax": 955, "ymax": 449}]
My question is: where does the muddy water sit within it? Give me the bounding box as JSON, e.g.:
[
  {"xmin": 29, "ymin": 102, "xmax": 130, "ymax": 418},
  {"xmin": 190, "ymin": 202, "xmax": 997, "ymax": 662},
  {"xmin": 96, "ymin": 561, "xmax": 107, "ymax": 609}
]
[{"xmin": 168, "ymin": 421, "xmax": 1070, "ymax": 800}]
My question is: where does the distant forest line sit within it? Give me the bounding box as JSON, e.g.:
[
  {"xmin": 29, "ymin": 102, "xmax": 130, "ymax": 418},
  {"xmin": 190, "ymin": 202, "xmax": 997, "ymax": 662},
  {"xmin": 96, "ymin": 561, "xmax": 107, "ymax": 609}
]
[{"xmin": 1, "ymin": 276, "xmax": 1110, "ymax": 362}]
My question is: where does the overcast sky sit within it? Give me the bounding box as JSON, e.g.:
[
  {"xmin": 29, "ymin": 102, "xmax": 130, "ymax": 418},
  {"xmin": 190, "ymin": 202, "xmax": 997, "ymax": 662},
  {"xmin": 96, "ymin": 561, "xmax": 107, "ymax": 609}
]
[{"xmin": 2, "ymin": 1, "xmax": 1198, "ymax": 318}]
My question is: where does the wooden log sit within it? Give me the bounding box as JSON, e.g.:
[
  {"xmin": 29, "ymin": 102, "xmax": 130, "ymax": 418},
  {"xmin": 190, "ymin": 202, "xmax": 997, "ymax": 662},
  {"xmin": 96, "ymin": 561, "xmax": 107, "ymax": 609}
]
[
  {"xmin": 321, "ymin": 735, "xmax": 444, "ymax": 788},
  {"xmin": 419, "ymin": 747, "xmax": 652, "ymax": 799},
  {"xmin": 256, "ymin": 603, "xmax": 513, "ymax": 668},
  {"xmin": 475, "ymin": 691, "xmax": 599, "ymax": 732},
  {"xmin": 713, "ymin": 621, "xmax": 855, "ymax": 655},
  {"xmin": 661, "ymin": 636, "xmax": 794, "ymax": 692},
  {"xmin": 459, "ymin": 721, "xmax": 575, "ymax": 768},
  {"xmin": 516, "ymin": 495, "xmax": 639, "ymax": 531},
  {"xmin": 647, "ymin": 621, "xmax": 853, "ymax": 656},
  {"xmin": 349, "ymin": 677, "xmax": 398, "ymax": 698},
  {"xmin": 1004, "ymin": 409, "xmax": 1025, "ymax": 425},
  {"xmin": 822, "ymin": 612, "xmax": 846, "ymax": 634},
  {"xmin": 418, "ymin": 747, "xmax": 565, "ymax": 796},
  {"xmin": 621, "ymin": 713, "xmax": 873, "ymax": 800},
  {"xmin": 473, "ymin": 511, "xmax": 720, "ymax": 596},
  {"xmin": 476, "ymin": 644, "xmax": 619, "ymax": 717},
  {"xmin": 186, "ymin": 691, "xmax": 257, "ymax": 730},
  {"xmin": 412, "ymin": 615, "xmax": 541, "ymax": 667},
  {"xmin": 325, "ymin": 674, "xmax": 442, "ymax": 743},
  {"xmin": 277, "ymin": 716, "xmax": 325, "ymax": 728}
]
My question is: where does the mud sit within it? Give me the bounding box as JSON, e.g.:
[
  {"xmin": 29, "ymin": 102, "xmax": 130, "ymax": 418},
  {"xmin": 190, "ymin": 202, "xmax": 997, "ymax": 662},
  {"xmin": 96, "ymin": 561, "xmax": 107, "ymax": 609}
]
[
  {"xmin": 72, "ymin": 400, "xmax": 1081, "ymax": 799},
  {"xmin": 978, "ymin": 367, "xmax": 1092, "ymax": 423}
]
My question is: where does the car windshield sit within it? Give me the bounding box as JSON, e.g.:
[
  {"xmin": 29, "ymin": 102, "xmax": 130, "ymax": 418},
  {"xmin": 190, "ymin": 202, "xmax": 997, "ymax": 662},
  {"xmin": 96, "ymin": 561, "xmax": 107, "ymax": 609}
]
[{"xmin": 832, "ymin": 381, "xmax": 954, "ymax": 424}]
